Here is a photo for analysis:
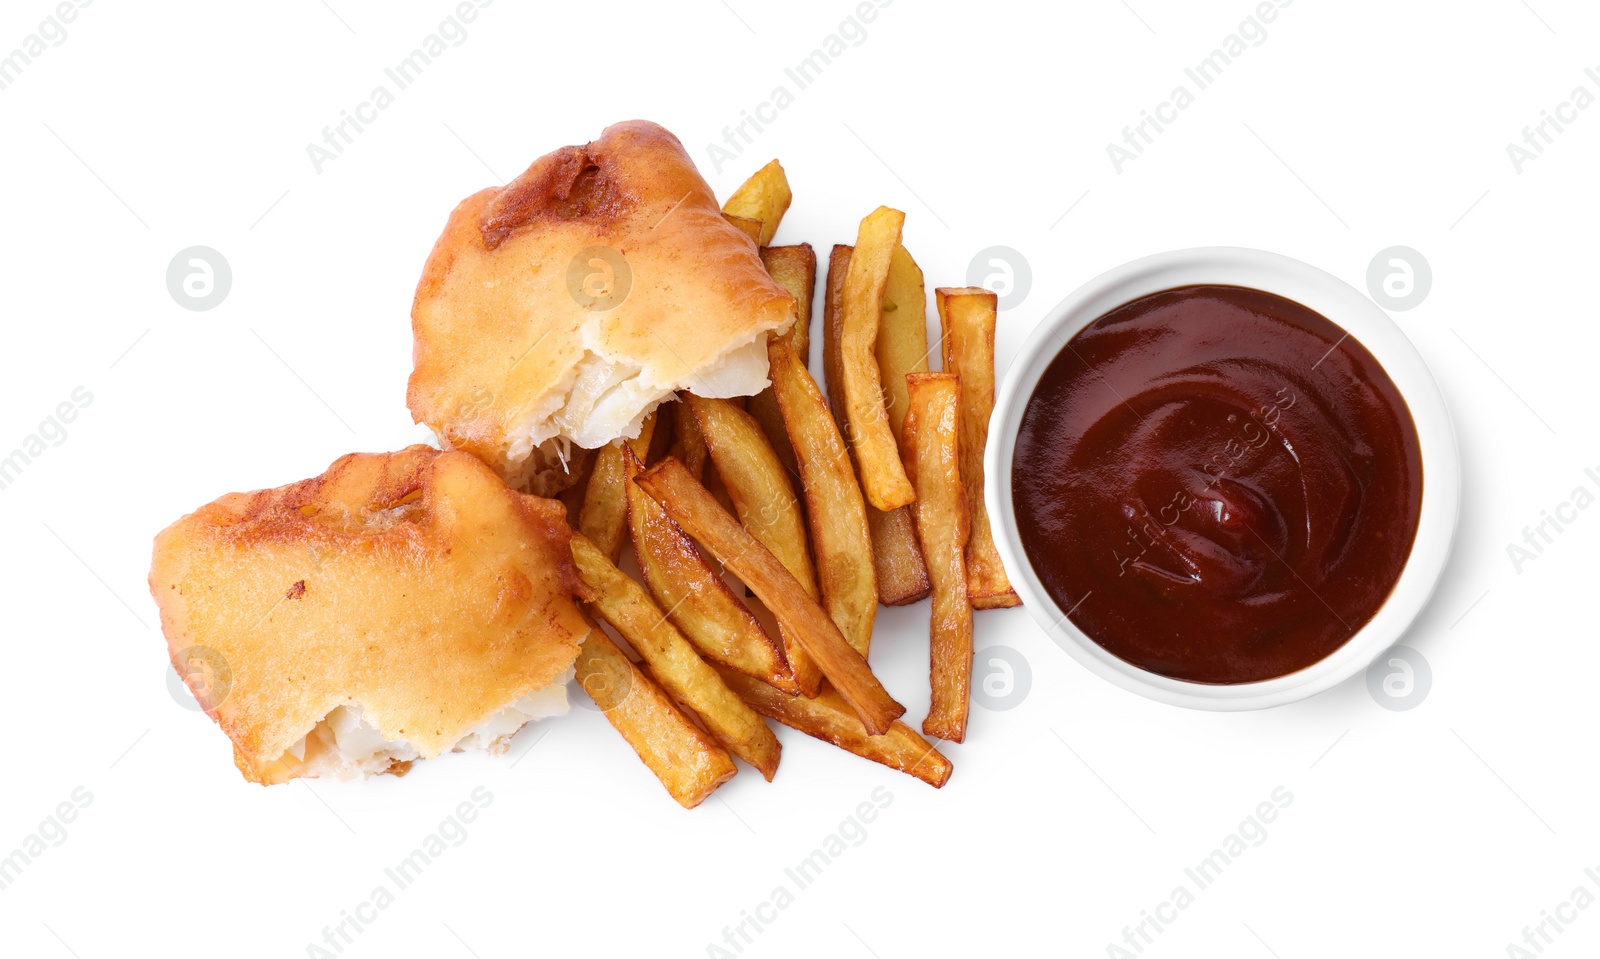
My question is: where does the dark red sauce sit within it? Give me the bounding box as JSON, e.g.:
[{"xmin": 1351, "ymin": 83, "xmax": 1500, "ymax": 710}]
[{"xmin": 1013, "ymin": 285, "xmax": 1422, "ymax": 684}]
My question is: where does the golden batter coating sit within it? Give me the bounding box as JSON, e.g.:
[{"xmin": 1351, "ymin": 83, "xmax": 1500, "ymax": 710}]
[
  {"xmin": 149, "ymin": 446, "xmax": 590, "ymax": 784},
  {"xmin": 408, "ymin": 119, "xmax": 796, "ymax": 494}
]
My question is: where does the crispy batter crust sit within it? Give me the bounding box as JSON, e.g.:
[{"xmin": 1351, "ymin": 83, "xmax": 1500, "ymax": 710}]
[
  {"xmin": 149, "ymin": 446, "xmax": 589, "ymax": 784},
  {"xmin": 407, "ymin": 120, "xmax": 796, "ymax": 484}
]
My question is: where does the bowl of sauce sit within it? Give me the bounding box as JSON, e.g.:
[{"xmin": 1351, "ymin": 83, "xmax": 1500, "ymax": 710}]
[{"xmin": 987, "ymin": 248, "xmax": 1458, "ymax": 709}]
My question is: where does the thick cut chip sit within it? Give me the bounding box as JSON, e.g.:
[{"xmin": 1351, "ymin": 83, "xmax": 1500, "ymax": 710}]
[
  {"xmin": 571, "ymin": 535, "xmax": 781, "ymax": 781},
  {"xmin": 720, "ymin": 671, "xmax": 952, "ymax": 788},
  {"xmin": 409, "ymin": 120, "xmax": 797, "ymax": 495},
  {"xmin": 747, "ymin": 243, "xmax": 817, "ymax": 481},
  {"xmin": 936, "ymin": 287, "xmax": 1020, "ymax": 609},
  {"xmin": 686, "ymin": 394, "xmax": 824, "ymax": 696},
  {"xmin": 149, "ymin": 446, "xmax": 590, "ymax": 785},
  {"xmin": 721, "ymin": 159, "xmax": 793, "ymax": 246},
  {"xmin": 760, "ymin": 245, "xmax": 815, "ymax": 361},
  {"xmin": 723, "ymin": 213, "xmax": 764, "ymax": 244},
  {"xmin": 622, "ymin": 446, "xmax": 796, "ymax": 692},
  {"xmin": 668, "ymin": 400, "xmax": 710, "ymax": 481},
  {"xmin": 767, "ymin": 338, "xmax": 877, "ymax": 657},
  {"xmin": 634, "ymin": 457, "xmax": 905, "ymax": 735},
  {"xmin": 825, "ymin": 244, "xmax": 930, "ymax": 605},
  {"xmin": 838, "ymin": 206, "xmax": 916, "ymax": 511},
  {"xmin": 902, "ymin": 374, "xmax": 974, "ymax": 743},
  {"xmin": 877, "ymin": 245, "xmax": 930, "ymax": 439},
  {"xmin": 574, "ymin": 615, "xmax": 737, "ymax": 808},
  {"xmin": 578, "ymin": 411, "xmax": 658, "ymax": 559}
]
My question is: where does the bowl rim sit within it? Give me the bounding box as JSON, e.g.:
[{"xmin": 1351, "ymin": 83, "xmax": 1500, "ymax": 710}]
[{"xmin": 984, "ymin": 246, "xmax": 1460, "ymax": 711}]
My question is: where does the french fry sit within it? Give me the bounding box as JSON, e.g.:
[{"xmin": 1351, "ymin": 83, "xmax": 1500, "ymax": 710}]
[
  {"xmin": 902, "ymin": 373, "xmax": 974, "ymax": 743},
  {"xmin": 578, "ymin": 411, "xmax": 658, "ymax": 559},
  {"xmin": 635, "ymin": 457, "xmax": 905, "ymax": 735},
  {"xmin": 748, "ymin": 243, "xmax": 818, "ymax": 482},
  {"xmin": 570, "ymin": 533, "xmax": 781, "ymax": 780},
  {"xmin": 877, "ymin": 245, "xmax": 930, "ymax": 439},
  {"xmin": 767, "ymin": 338, "xmax": 877, "ymax": 657},
  {"xmin": 723, "ymin": 212, "xmax": 764, "ymax": 245},
  {"xmin": 825, "ymin": 244, "xmax": 930, "ymax": 606},
  {"xmin": 646, "ymin": 402, "xmax": 675, "ymax": 466},
  {"xmin": 721, "ymin": 159, "xmax": 792, "ymax": 246},
  {"xmin": 573, "ymin": 615, "xmax": 737, "ymax": 809},
  {"xmin": 936, "ymin": 287, "xmax": 1020, "ymax": 610},
  {"xmin": 821, "ymin": 245, "xmax": 854, "ymax": 424},
  {"xmin": 748, "ymin": 375, "xmax": 801, "ymax": 486},
  {"xmin": 704, "ymin": 455, "xmax": 739, "ymax": 520},
  {"xmin": 623, "ymin": 445, "xmax": 797, "ymax": 693},
  {"xmin": 759, "ymin": 244, "xmax": 815, "ymax": 360},
  {"xmin": 720, "ymin": 670, "xmax": 952, "ymax": 788},
  {"xmin": 860, "ymin": 479, "xmax": 928, "ymax": 602},
  {"xmin": 838, "ymin": 206, "xmax": 916, "ymax": 511},
  {"xmin": 668, "ymin": 400, "xmax": 710, "ymax": 481},
  {"xmin": 686, "ymin": 394, "xmax": 825, "ymax": 696}
]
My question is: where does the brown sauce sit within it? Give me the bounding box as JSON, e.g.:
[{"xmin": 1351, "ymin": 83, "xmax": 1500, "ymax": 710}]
[{"xmin": 1013, "ymin": 285, "xmax": 1422, "ymax": 683}]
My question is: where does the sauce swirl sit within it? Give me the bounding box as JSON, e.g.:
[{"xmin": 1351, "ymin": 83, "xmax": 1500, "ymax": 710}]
[{"xmin": 1013, "ymin": 285, "xmax": 1422, "ymax": 684}]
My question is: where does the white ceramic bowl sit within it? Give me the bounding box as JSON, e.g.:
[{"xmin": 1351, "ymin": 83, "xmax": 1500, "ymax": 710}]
[{"xmin": 986, "ymin": 247, "xmax": 1459, "ymax": 710}]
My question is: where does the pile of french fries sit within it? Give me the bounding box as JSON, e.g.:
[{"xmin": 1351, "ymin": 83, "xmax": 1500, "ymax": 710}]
[{"xmin": 562, "ymin": 159, "xmax": 1019, "ymax": 808}]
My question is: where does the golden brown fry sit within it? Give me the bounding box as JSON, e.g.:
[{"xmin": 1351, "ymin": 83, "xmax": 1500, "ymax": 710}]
[
  {"xmin": 864, "ymin": 515, "xmax": 928, "ymax": 605},
  {"xmin": 722, "ymin": 212, "xmax": 764, "ymax": 245},
  {"xmin": 720, "ymin": 670, "xmax": 952, "ymax": 788},
  {"xmin": 704, "ymin": 455, "xmax": 739, "ymax": 520},
  {"xmin": 821, "ymin": 245, "xmax": 854, "ymax": 424},
  {"xmin": 936, "ymin": 287, "xmax": 1020, "ymax": 610},
  {"xmin": 824, "ymin": 244, "xmax": 930, "ymax": 606},
  {"xmin": 721, "ymin": 159, "xmax": 792, "ymax": 246},
  {"xmin": 578, "ymin": 412, "xmax": 657, "ymax": 559},
  {"xmin": 747, "ymin": 383, "xmax": 800, "ymax": 486},
  {"xmin": 570, "ymin": 533, "xmax": 781, "ymax": 780},
  {"xmin": 838, "ymin": 206, "xmax": 916, "ymax": 511},
  {"xmin": 646, "ymin": 403, "xmax": 675, "ymax": 466},
  {"xmin": 748, "ymin": 243, "xmax": 818, "ymax": 482},
  {"xmin": 868, "ymin": 510, "xmax": 930, "ymax": 606},
  {"xmin": 902, "ymin": 373, "xmax": 974, "ymax": 743},
  {"xmin": 667, "ymin": 401, "xmax": 710, "ymax": 481},
  {"xmin": 877, "ymin": 245, "xmax": 930, "ymax": 439},
  {"xmin": 767, "ymin": 338, "xmax": 877, "ymax": 657},
  {"xmin": 759, "ymin": 244, "xmax": 815, "ymax": 361},
  {"xmin": 623, "ymin": 446, "xmax": 797, "ymax": 693},
  {"xmin": 686, "ymin": 394, "xmax": 824, "ymax": 696},
  {"xmin": 573, "ymin": 615, "xmax": 737, "ymax": 808},
  {"xmin": 635, "ymin": 457, "xmax": 905, "ymax": 735}
]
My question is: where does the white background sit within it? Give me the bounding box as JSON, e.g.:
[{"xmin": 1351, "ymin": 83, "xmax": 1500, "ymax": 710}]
[{"xmin": 1, "ymin": 1, "xmax": 1595, "ymax": 956}]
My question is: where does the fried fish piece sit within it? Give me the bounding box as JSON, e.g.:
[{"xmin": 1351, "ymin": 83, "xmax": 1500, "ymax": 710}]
[
  {"xmin": 149, "ymin": 446, "xmax": 591, "ymax": 785},
  {"xmin": 408, "ymin": 119, "xmax": 797, "ymax": 495}
]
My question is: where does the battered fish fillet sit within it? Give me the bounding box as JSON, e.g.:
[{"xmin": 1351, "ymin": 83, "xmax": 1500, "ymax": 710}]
[
  {"xmin": 149, "ymin": 446, "xmax": 591, "ymax": 785},
  {"xmin": 408, "ymin": 119, "xmax": 797, "ymax": 495}
]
